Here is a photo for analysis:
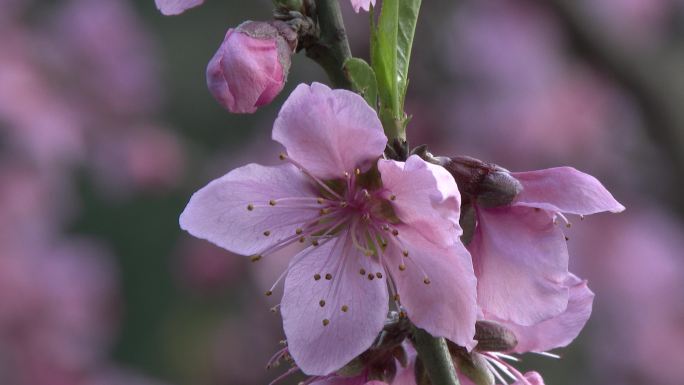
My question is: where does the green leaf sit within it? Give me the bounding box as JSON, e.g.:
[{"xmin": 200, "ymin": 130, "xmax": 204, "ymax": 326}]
[
  {"xmin": 343, "ymin": 58, "xmax": 378, "ymax": 109},
  {"xmin": 371, "ymin": 0, "xmax": 399, "ymax": 117},
  {"xmin": 397, "ymin": 0, "xmax": 422, "ymax": 104}
]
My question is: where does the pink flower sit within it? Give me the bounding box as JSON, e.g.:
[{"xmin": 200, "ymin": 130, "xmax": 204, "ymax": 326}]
[
  {"xmin": 180, "ymin": 83, "xmax": 477, "ymax": 375},
  {"xmin": 351, "ymin": 0, "xmax": 376, "ymax": 13},
  {"xmin": 155, "ymin": 0, "xmax": 203, "ymax": 16},
  {"xmin": 454, "ymin": 274, "xmax": 593, "ymax": 385},
  {"xmin": 207, "ymin": 21, "xmax": 295, "ymax": 114},
  {"xmin": 437, "ymin": 156, "xmax": 622, "ymax": 327}
]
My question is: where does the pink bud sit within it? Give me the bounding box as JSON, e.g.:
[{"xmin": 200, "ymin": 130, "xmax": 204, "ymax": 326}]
[{"xmin": 206, "ymin": 21, "xmax": 295, "ymax": 114}]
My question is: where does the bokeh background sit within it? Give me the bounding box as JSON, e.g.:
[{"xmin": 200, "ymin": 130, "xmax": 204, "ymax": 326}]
[{"xmin": 1, "ymin": 0, "xmax": 683, "ymax": 384}]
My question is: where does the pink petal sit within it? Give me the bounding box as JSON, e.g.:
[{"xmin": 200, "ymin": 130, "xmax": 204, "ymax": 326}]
[
  {"xmin": 350, "ymin": 0, "xmax": 376, "ymax": 13},
  {"xmin": 179, "ymin": 163, "xmax": 318, "ymax": 256},
  {"xmin": 470, "ymin": 206, "xmax": 570, "ymax": 326},
  {"xmin": 207, "ymin": 28, "xmax": 285, "ymax": 114},
  {"xmin": 281, "ymin": 231, "xmax": 389, "ymax": 376},
  {"xmin": 154, "ymin": 0, "xmax": 203, "ymax": 15},
  {"xmin": 387, "ymin": 226, "xmax": 477, "ymax": 349},
  {"xmin": 273, "ymin": 83, "xmax": 386, "ymax": 179},
  {"xmin": 504, "ymin": 274, "xmax": 594, "ymax": 353},
  {"xmin": 512, "ymin": 167, "xmax": 625, "ymax": 215},
  {"xmin": 513, "ymin": 372, "xmax": 545, "ymax": 385},
  {"xmin": 378, "ymin": 156, "xmax": 462, "ymax": 247}
]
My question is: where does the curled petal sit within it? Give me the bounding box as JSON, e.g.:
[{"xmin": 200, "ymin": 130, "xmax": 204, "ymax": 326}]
[
  {"xmin": 179, "ymin": 163, "xmax": 318, "ymax": 256},
  {"xmin": 513, "ymin": 372, "xmax": 545, "ymax": 385},
  {"xmin": 504, "ymin": 274, "xmax": 595, "ymax": 353},
  {"xmin": 470, "ymin": 206, "xmax": 570, "ymax": 326},
  {"xmin": 387, "ymin": 226, "xmax": 477, "ymax": 349},
  {"xmin": 512, "ymin": 167, "xmax": 625, "ymax": 215},
  {"xmin": 350, "ymin": 0, "xmax": 376, "ymax": 13},
  {"xmin": 207, "ymin": 25, "xmax": 287, "ymax": 114},
  {"xmin": 155, "ymin": 0, "xmax": 203, "ymax": 15},
  {"xmin": 379, "ymin": 156, "xmax": 462, "ymax": 247},
  {"xmin": 273, "ymin": 83, "xmax": 386, "ymax": 179},
  {"xmin": 282, "ymin": 231, "xmax": 389, "ymax": 376}
]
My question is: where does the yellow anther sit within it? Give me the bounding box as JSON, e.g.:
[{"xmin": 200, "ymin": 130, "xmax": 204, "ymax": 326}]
[
  {"xmin": 322, "ymin": 319, "xmax": 330, "ymax": 326},
  {"xmin": 296, "ymin": 228, "xmax": 303, "ymax": 235},
  {"xmin": 325, "ymin": 273, "xmax": 332, "ymax": 280},
  {"xmin": 269, "ymin": 199, "xmax": 277, "ymax": 206},
  {"xmin": 247, "ymin": 204, "xmax": 254, "ymax": 211},
  {"xmin": 399, "ymin": 264, "xmax": 406, "ymax": 271},
  {"xmin": 263, "ymin": 230, "xmax": 271, "ymax": 237},
  {"xmin": 355, "ymin": 168, "xmax": 361, "ymax": 175},
  {"xmin": 367, "ymin": 273, "xmax": 375, "ymax": 280},
  {"xmin": 299, "ymin": 236, "xmax": 306, "ymax": 243},
  {"xmin": 250, "ymin": 255, "xmax": 262, "ymax": 263},
  {"xmin": 402, "ymin": 250, "xmax": 409, "ymax": 257},
  {"xmin": 279, "ymin": 153, "xmax": 287, "ymax": 160},
  {"xmin": 312, "ymin": 239, "xmax": 320, "ymax": 246},
  {"xmin": 423, "ymin": 278, "xmax": 431, "ymax": 285},
  {"xmin": 359, "ymin": 268, "xmax": 366, "ymax": 275},
  {"xmin": 314, "ymin": 274, "xmax": 321, "ymax": 281},
  {"xmin": 319, "ymin": 300, "xmax": 326, "ymax": 307},
  {"xmin": 341, "ymin": 305, "xmax": 349, "ymax": 312},
  {"xmin": 319, "ymin": 208, "xmax": 330, "ymax": 215},
  {"xmin": 375, "ymin": 272, "xmax": 383, "ymax": 279},
  {"xmin": 265, "ymin": 290, "xmax": 273, "ymax": 296},
  {"xmin": 317, "ymin": 197, "xmax": 325, "ymax": 204}
]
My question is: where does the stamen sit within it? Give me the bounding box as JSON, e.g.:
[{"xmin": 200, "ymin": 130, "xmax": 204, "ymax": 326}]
[
  {"xmin": 269, "ymin": 200, "xmax": 277, "ymax": 206},
  {"xmin": 325, "ymin": 273, "xmax": 332, "ymax": 280},
  {"xmin": 319, "ymin": 300, "xmax": 326, "ymax": 307},
  {"xmin": 314, "ymin": 274, "xmax": 321, "ymax": 281},
  {"xmin": 251, "ymin": 255, "xmax": 262, "ymax": 262},
  {"xmin": 322, "ymin": 319, "xmax": 330, "ymax": 326},
  {"xmin": 398, "ymin": 264, "xmax": 406, "ymax": 271},
  {"xmin": 263, "ymin": 230, "xmax": 271, "ymax": 237},
  {"xmin": 341, "ymin": 305, "xmax": 349, "ymax": 312},
  {"xmin": 247, "ymin": 204, "xmax": 254, "ymax": 211},
  {"xmin": 376, "ymin": 272, "xmax": 383, "ymax": 279},
  {"xmin": 282, "ymin": 156, "xmax": 344, "ymax": 200},
  {"xmin": 359, "ymin": 268, "xmax": 366, "ymax": 275}
]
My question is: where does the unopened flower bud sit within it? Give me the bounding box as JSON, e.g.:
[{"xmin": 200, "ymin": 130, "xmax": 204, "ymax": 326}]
[
  {"xmin": 474, "ymin": 320, "xmax": 518, "ymax": 352},
  {"xmin": 206, "ymin": 21, "xmax": 296, "ymax": 114},
  {"xmin": 436, "ymin": 155, "xmax": 523, "ymax": 208}
]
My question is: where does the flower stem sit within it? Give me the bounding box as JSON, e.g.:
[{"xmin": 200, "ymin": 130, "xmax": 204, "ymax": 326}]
[
  {"xmin": 412, "ymin": 326, "xmax": 461, "ymax": 385},
  {"xmin": 305, "ymin": 0, "xmax": 353, "ymax": 89}
]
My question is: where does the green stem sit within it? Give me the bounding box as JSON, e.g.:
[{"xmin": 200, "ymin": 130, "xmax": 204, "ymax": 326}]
[
  {"xmin": 306, "ymin": 0, "xmax": 353, "ymax": 89},
  {"xmin": 412, "ymin": 327, "xmax": 461, "ymax": 385}
]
